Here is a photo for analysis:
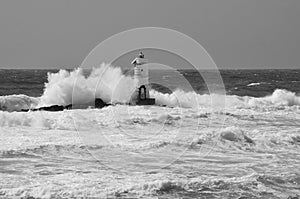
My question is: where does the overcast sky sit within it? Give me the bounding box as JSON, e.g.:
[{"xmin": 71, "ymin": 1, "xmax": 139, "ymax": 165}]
[{"xmin": 0, "ymin": 0, "xmax": 299, "ymax": 69}]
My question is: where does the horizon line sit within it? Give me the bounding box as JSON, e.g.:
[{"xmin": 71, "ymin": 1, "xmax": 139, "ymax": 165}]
[{"xmin": 0, "ymin": 66, "xmax": 299, "ymax": 70}]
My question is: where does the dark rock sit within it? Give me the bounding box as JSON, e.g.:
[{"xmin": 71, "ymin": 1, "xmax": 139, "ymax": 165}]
[
  {"xmin": 19, "ymin": 98, "xmax": 110, "ymax": 112},
  {"xmin": 38, "ymin": 105, "xmax": 65, "ymax": 111},
  {"xmin": 95, "ymin": 98, "xmax": 110, "ymax": 108},
  {"xmin": 65, "ymin": 104, "xmax": 73, "ymax": 110},
  {"xmin": 244, "ymin": 135, "xmax": 255, "ymax": 144}
]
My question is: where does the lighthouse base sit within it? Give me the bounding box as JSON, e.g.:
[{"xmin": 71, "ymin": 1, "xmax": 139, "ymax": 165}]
[
  {"xmin": 130, "ymin": 85, "xmax": 156, "ymax": 106},
  {"xmin": 136, "ymin": 98, "xmax": 155, "ymax": 105}
]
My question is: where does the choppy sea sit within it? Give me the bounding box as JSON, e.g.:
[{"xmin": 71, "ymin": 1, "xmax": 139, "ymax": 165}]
[{"xmin": 0, "ymin": 66, "xmax": 299, "ymax": 198}]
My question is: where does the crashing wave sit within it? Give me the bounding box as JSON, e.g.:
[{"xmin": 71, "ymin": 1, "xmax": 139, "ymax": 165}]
[
  {"xmin": 39, "ymin": 63, "xmax": 137, "ymax": 107},
  {"xmin": 0, "ymin": 64, "xmax": 300, "ymax": 112},
  {"xmin": 247, "ymin": 89, "xmax": 300, "ymax": 106},
  {"xmin": 151, "ymin": 88, "xmax": 300, "ymax": 108},
  {"xmin": 0, "ymin": 94, "xmax": 40, "ymax": 112}
]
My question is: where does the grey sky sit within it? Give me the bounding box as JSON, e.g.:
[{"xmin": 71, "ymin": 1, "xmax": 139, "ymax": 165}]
[{"xmin": 0, "ymin": 0, "xmax": 299, "ymax": 69}]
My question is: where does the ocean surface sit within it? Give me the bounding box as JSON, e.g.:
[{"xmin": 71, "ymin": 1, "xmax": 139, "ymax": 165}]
[{"xmin": 0, "ymin": 66, "xmax": 300, "ymax": 198}]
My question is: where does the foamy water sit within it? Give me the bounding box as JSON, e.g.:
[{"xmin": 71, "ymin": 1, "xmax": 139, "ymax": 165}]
[{"xmin": 0, "ymin": 65, "xmax": 299, "ymax": 198}]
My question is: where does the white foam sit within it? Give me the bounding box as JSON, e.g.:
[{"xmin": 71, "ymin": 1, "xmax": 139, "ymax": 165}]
[
  {"xmin": 248, "ymin": 89, "xmax": 300, "ymax": 106},
  {"xmin": 1, "ymin": 64, "xmax": 299, "ymax": 112},
  {"xmin": 247, "ymin": 82, "xmax": 261, "ymax": 86},
  {"xmin": 0, "ymin": 110, "xmax": 74, "ymax": 129},
  {"xmin": 151, "ymin": 89, "xmax": 300, "ymax": 108},
  {"xmin": 0, "ymin": 94, "xmax": 39, "ymax": 112},
  {"xmin": 39, "ymin": 63, "xmax": 137, "ymax": 106}
]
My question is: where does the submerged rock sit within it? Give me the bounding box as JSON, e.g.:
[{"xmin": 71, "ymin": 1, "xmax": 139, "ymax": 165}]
[
  {"xmin": 221, "ymin": 131, "xmax": 239, "ymax": 142},
  {"xmin": 20, "ymin": 104, "xmax": 72, "ymax": 112},
  {"xmin": 220, "ymin": 127, "xmax": 255, "ymax": 144},
  {"xmin": 243, "ymin": 134, "xmax": 254, "ymax": 144}
]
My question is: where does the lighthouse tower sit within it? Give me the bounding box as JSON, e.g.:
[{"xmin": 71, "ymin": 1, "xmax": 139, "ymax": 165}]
[{"xmin": 131, "ymin": 52, "xmax": 155, "ymax": 105}]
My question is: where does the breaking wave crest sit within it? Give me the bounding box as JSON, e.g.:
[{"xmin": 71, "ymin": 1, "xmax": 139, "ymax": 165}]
[
  {"xmin": 2, "ymin": 172, "xmax": 297, "ymax": 198},
  {"xmin": 39, "ymin": 63, "xmax": 137, "ymax": 106},
  {"xmin": 151, "ymin": 88, "xmax": 300, "ymax": 108},
  {"xmin": 0, "ymin": 64, "xmax": 300, "ymax": 112},
  {"xmin": 0, "ymin": 94, "xmax": 40, "ymax": 112}
]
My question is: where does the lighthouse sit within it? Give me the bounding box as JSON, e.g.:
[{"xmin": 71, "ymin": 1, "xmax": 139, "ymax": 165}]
[{"xmin": 130, "ymin": 52, "xmax": 155, "ymax": 105}]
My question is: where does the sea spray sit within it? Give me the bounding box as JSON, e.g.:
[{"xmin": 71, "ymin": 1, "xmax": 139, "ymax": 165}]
[
  {"xmin": 248, "ymin": 89, "xmax": 300, "ymax": 106},
  {"xmin": 39, "ymin": 63, "xmax": 137, "ymax": 107},
  {"xmin": 0, "ymin": 64, "xmax": 300, "ymax": 112},
  {"xmin": 151, "ymin": 89, "xmax": 300, "ymax": 108}
]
